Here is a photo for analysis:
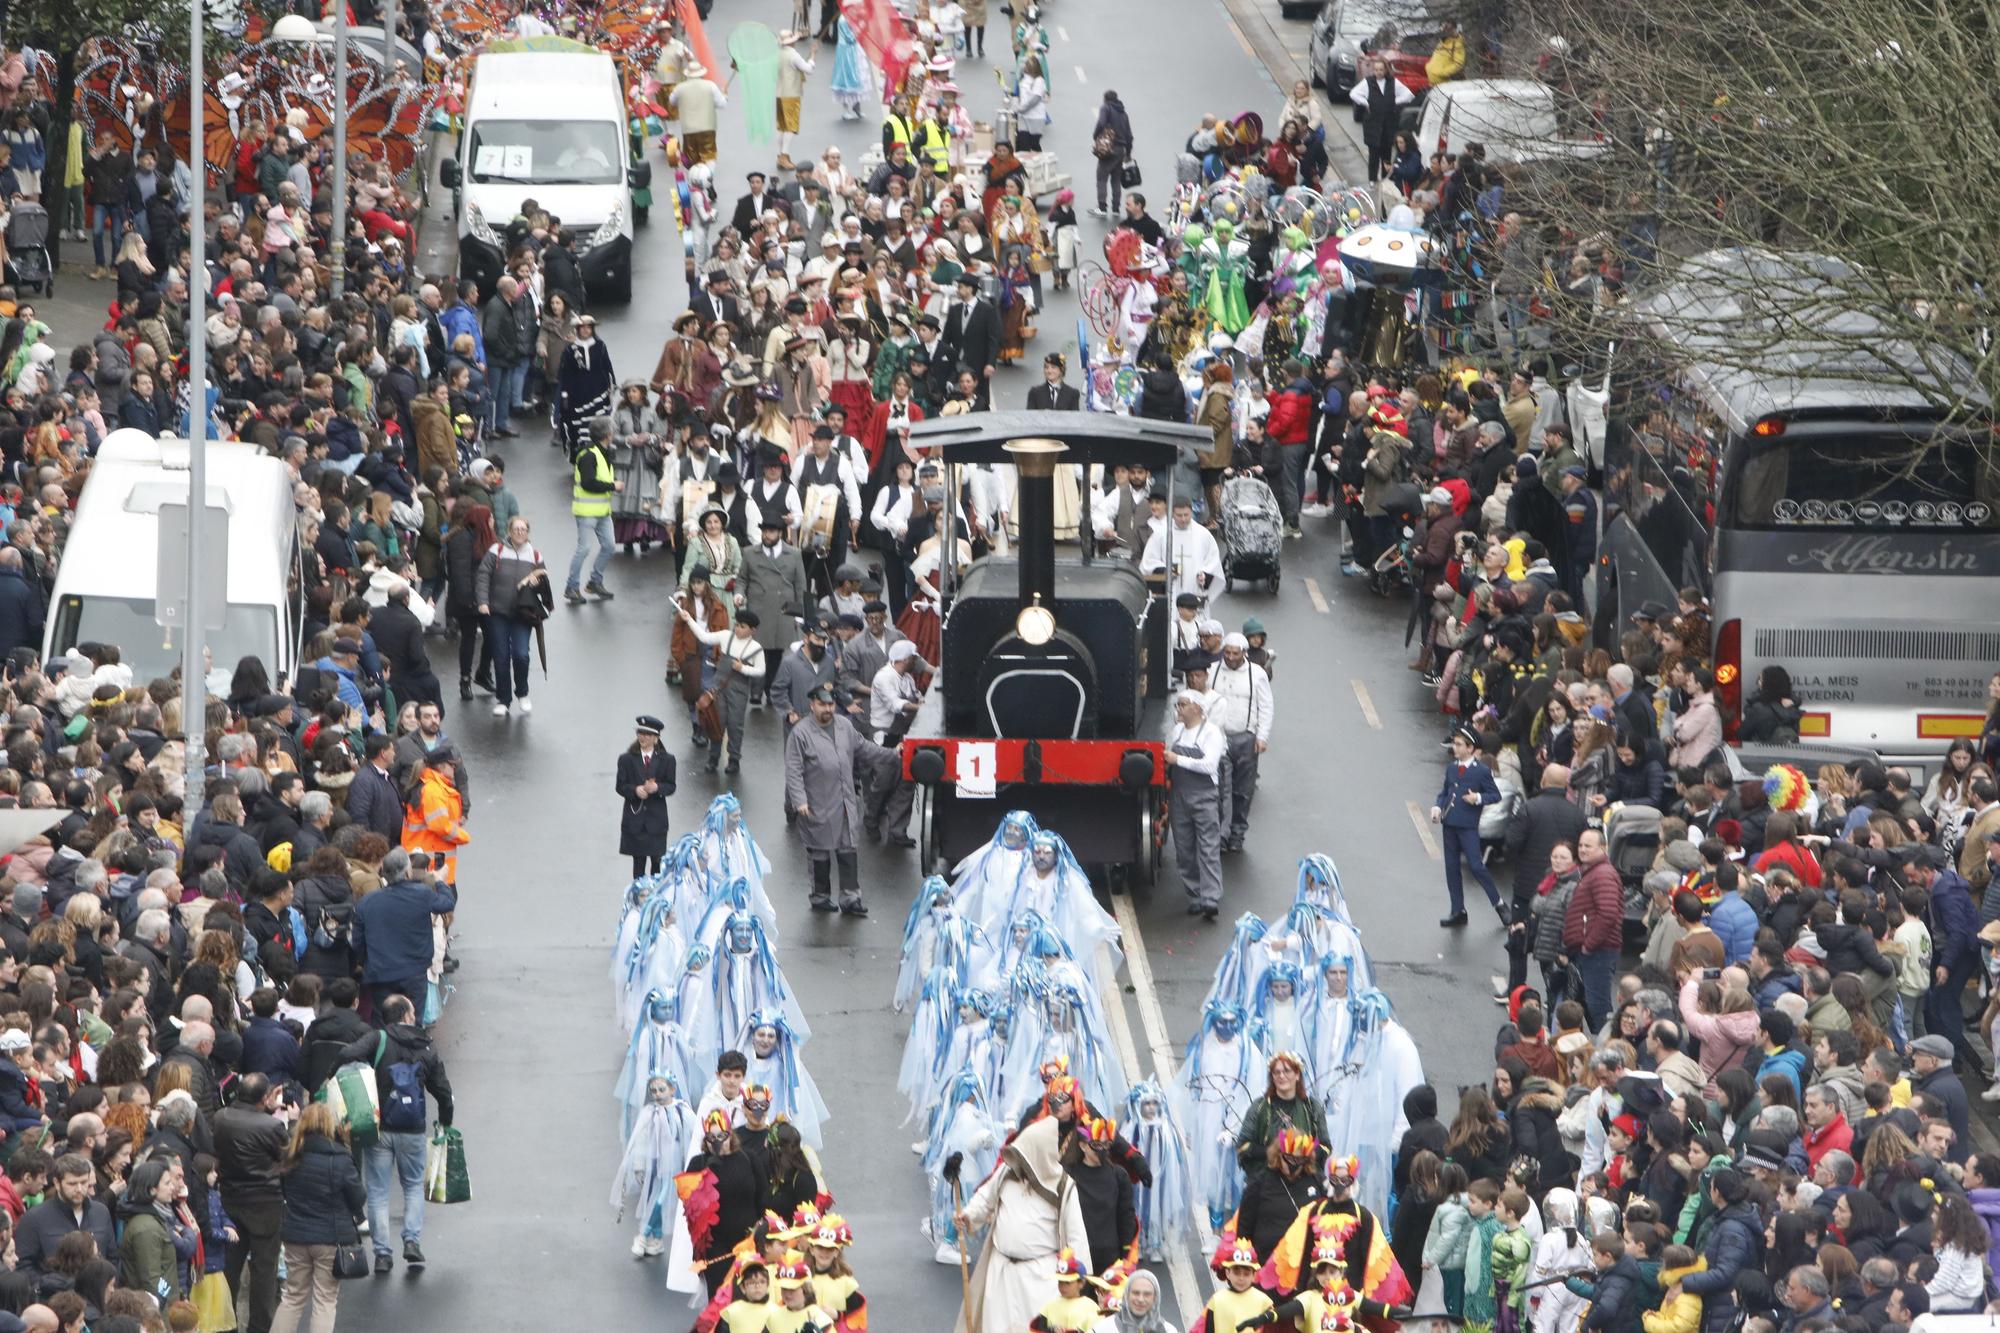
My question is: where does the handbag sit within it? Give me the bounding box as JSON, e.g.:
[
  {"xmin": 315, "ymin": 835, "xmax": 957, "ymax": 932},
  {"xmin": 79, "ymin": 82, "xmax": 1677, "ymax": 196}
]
[
  {"xmin": 332, "ymin": 1208, "xmax": 371, "ymax": 1280},
  {"xmin": 1119, "ymin": 159, "xmax": 1142, "ymax": 189},
  {"xmin": 425, "ymin": 1125, "xmax": 472, "ymax": 1204}
]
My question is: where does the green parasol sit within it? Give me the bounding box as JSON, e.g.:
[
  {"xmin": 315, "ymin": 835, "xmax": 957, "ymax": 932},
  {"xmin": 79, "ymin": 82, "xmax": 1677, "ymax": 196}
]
[{"xmin": 727, "ymin": 22, "xmax": 781, "ymax": 146}]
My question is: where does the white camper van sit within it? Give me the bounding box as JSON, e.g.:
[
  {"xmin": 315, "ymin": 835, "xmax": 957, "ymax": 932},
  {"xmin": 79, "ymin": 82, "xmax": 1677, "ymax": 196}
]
[
  {"xmin": 441, "ymin": 50, "xmax": 648, "ymax": 303},
  {"xmin": 43, "ymin": 431, "xmax": 301, "ymax": 683}
]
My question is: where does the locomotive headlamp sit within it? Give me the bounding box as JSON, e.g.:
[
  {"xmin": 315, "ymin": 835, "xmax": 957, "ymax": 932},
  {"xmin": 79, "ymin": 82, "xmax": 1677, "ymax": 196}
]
[{"xmin": 1017, "ymin": 594, "xmax": 1056, "ymax": 646}]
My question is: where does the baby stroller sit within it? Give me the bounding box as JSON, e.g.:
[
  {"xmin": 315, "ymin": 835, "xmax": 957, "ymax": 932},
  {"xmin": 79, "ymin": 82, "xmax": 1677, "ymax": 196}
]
[
  {"xmin": 1368, "ymin": 480, "xmax": 1423, "ymax": 595},
  {"xmin": 1603, "ymin": 801, "xmax": 1661, "ymax": 949},
  {"xmin": 1219, "ymin": 474, "xmax": 1282, "ymax": 592},
  {"xmin": 6, "ymin": 202, "xmax": 52, "ymax": 296}
]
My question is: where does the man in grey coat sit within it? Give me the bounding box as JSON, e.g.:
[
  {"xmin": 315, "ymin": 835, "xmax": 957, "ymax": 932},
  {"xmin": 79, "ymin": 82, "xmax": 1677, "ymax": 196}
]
[
  {"xmin": 783, "ymin": 686, "xmax": 897, "ymax": 917},
  {"xmin": 741, "ymin": 516, "xmax": 808, "ymax": 705},
  {"xmin": 768, "ymin": 616, "xmax": 840, "ymax": 742}
]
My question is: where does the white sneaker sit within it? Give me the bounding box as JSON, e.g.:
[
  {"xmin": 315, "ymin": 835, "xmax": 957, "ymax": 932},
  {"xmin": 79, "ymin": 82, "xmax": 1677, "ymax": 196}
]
[
  {"xmin": 518, "ymin": 696, "xmax": 533, "ymax": 714},
  {"xmin": 631, "ymin": 1236, "xmax": 648, "ymax": 1257},
  {"xmin": 911, "ymin": 1140, "xmax": 926, "ymax": 1154},
  {"xmin": 643, "ymin": 1236, "xmax": 666, "ymax": 1256},
  {"xmin": 1300, "ymin": 503, "xmax": 1329, "ymax": 518},
  {"xmin": 491, "ymin": 702, "xmax": 509, "ymax": 717},
  {"xmin": 1982, "ymin": 1085, "xmax": 2000, "ymax": 1102},
  {"xmin": 935, "ymin": 1241, "xmax": 961, "ymax": 1265}
]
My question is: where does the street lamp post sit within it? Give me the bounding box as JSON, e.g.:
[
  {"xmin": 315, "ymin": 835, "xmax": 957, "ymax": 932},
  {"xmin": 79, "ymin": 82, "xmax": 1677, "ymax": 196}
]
[{"xmin": 182, "ymin": 0, "xmax": 209, "ymax": 815}]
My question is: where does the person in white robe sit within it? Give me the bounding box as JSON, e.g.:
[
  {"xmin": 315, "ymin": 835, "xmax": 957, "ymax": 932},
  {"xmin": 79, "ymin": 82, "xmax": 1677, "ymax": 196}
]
[{"xmin": 951, "ymin": 1116, "xmax": 1091, "ymax": 1333}]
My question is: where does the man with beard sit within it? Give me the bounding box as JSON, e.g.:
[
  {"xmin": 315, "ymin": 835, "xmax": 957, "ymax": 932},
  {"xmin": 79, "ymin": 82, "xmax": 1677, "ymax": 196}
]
[
  {"xmin": 769, "ymin": 616, "xmax": 840, "ymax": 745},
  {"xmin": 782, "ymin": 686, "xmax": 899, "ymax": 916},
  {"xmin": 949, "ymin": 1116, "xmax": 1090, "ymax": 1333}
]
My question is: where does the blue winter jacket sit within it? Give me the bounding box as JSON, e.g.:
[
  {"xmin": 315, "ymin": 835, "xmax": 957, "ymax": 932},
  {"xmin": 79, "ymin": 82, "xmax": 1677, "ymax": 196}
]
[
  {"xmin": 1709, "ymin": 892, "xmax": 1758, "ymax": 964},
  {"xmin": 1755, "ymin": 1044, "xmax": 1808, "ymax": 1101},
  {"xmin": 1680, "ymin": 1201, "xmax": 1763, "ymax": 1332},
  {"xmin": 1930, "ymin": 869, "xmax": 1980, "ymax": 972},
  {"xmin": 351, "ymin": 878, "xmax": 458, "ymax": 985}
]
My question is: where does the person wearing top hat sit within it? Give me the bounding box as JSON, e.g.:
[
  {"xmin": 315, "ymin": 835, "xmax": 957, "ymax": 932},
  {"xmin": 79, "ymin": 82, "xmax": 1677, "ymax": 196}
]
[
  {"xmin": 1024, "ymin": 351, "xmax": 1081, "ymax": 411},
  {"xmin": 1431, "ymin": 723, "xmax": 1505, "ymax": 927},
  {"xmin": 693, "ymin": 268, "xmax": 746, "ymax": 335},
  {"xmin": 941, "ymin": 271, "xmax": 1001, "ymax": 409},
  {"xmin": 742, "ymin": 514, "xmax": 810, "ymax": 706},
  {"xmin": 556, "ymin": 312, "xmax": 617, "ymax": 457},
  {"xmin": 616, "ymin": 716, "xmax": 678, "ymax": 878}
]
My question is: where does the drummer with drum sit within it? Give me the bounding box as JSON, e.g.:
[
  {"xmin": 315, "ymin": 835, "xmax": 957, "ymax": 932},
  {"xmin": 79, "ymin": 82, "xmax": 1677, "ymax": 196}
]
[{"xmin": 793, "ymin": 424, "xmax": 865, "ymax": 602}]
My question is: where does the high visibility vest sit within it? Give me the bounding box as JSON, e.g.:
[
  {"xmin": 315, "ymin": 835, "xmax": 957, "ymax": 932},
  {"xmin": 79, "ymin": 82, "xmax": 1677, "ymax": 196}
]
[
  {"xmin": 883, "ymin": 112, "xmax": 914, "ymax": 148},
  {"xmin": 913, "ymin": 119, "xmax": 948, "ymax": 173},
  {"xmin": 573, "ymin": 444, "xmax": 614, "ymax": 517}
]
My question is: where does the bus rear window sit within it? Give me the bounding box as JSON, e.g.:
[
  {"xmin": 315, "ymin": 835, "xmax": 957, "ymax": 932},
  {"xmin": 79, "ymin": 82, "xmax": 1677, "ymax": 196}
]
[{"xmin": 1724, "ymin": 432, "xmax": 2000, "ymax": 531}]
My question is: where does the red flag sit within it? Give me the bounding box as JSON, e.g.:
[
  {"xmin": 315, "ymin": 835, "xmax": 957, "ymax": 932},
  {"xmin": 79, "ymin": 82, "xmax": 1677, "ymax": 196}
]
[
  {"xmin": 842, "ymin": 0, "xmax": 916, "ymax": 98},
  {"xmin": 672, "ymin": 0, "xmax": 720, "ymax": 85}
]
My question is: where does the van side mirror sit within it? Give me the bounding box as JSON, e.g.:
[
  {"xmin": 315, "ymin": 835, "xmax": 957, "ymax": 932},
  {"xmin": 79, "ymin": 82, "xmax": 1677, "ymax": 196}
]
[
  {"xmin": 629, "ymin": 162, "xmax": 652, "ymax": 190},
  {"xmin": 440, "ymin": 159, "xmax": 461, "ymax": 189}
]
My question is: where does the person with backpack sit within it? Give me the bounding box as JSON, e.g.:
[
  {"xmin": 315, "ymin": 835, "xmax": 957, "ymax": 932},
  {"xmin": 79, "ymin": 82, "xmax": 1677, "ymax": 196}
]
[{"xmin": 337, "ymin": 993, "xmax": 454, "ymax": 1274}]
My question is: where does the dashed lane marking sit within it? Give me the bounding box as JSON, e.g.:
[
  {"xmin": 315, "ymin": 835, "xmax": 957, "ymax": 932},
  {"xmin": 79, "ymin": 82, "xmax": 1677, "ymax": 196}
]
[
  {"xmin": 1304, "ymin": 576, "xmax": 1329, "ymax": 613},
  {"xmin": 1109, "ymin": 893, "xmax": 1211, "ymax": 1316},
  {"xmin": 1352, "ymin": 678, "xmax": 1381, "ymax": 729},
  {"xmin": 1407, "ymin": 800, "xmax": 1443, "ymax": 859},
  {"xmin": 1074, "ymin": 63, "xmax": 1088, "ymax": 83}
]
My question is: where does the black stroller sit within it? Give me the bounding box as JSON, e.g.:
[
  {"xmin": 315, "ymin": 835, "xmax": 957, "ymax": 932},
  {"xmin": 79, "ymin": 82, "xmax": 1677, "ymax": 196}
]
[
  {"xmin": 6, "ymin": 202, "xmax": 52, "ymax": 296},
  {"xmin": 1220, "ymin": 474, "xmax": 1283, "ymax": 592}
]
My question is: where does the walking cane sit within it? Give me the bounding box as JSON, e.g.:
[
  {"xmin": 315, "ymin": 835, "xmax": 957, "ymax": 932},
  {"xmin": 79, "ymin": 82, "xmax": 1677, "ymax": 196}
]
[{"xmin": 949, "ymin": 1173, "xmax": 983, "ymax": 1331}]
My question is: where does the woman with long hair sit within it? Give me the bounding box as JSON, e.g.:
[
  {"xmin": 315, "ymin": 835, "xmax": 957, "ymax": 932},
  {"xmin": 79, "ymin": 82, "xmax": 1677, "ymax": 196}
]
[
  {"xmin": 1831, "ymin": 1187, "xmax": 1891, "ymax": 1265},
  {"xmin": 1233, "ymin": 1052, "xmax": 1328, "ymax": 1187},
  {"xmin": 1929, "ymin": 1194, "xmax": 1991, "ymax": 1313},
  {"xmin": 1925, "ymin": 737, "xmax": 1980, "ymax": 852},
  {"xmin": 444, "ymin": 501, "xmax": 498, "ymax": 699},
  {"xmin": 273, "ymin": 1102, "xmax": 366, "ymax": 1326},
  {"xmin": 1566, "ymin": 718, "xmax": 1613, "ymax": 812},
  {"xmin": 1444, "ymin": 1083, "xmax": 1510, "ymax": 1183}
]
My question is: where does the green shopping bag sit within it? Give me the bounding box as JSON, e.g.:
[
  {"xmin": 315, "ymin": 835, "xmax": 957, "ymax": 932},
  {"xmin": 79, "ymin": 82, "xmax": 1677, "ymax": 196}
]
[
  {"xmin": 315, "ymin": 1035, "xmax": 385, "ymax": 1150},
  {"xmin": 425, "ymin": 1126, "xmax": 471, "ymax": 1204}
]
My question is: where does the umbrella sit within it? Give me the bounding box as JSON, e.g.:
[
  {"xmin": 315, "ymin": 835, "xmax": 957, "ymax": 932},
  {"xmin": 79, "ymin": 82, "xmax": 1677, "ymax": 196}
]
[{"xmin": 1336, "ymin": 223, "xmax": 1442, "ymax": 288}]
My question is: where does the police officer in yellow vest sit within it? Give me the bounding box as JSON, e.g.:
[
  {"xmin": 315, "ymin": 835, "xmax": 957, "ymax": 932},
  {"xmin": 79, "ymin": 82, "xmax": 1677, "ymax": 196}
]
[{"xmin": 565, "ymin": 418, "xmax": 622, "ymax": 603}]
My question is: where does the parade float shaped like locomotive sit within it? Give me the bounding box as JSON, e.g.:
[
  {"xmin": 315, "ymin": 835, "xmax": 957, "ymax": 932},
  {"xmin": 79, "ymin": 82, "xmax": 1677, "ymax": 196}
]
[{"xmin": 899, "ymin": 411, "xmax": 1212, "ymax": 883}]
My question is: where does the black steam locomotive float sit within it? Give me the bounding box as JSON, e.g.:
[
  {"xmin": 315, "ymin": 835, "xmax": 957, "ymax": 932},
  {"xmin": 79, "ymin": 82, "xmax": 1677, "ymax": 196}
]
[{"xmin": 898, "ymin": 410, "xmax": 1212, "ymax": 886}]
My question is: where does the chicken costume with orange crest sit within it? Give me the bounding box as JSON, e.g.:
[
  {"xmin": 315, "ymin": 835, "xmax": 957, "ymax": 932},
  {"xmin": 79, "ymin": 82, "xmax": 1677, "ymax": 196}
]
[{"xmin": 1261, "ymin": 1158, "xmax": 1411, "ymax": 1330}]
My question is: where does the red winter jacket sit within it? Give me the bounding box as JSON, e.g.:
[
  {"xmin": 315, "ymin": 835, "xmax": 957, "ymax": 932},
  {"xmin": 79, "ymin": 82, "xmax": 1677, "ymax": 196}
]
[
  {"xmin": 1265, "ymin": 383, "xmax": 1314, "ymax": 446},
  {"xmin": 1562, "ymin": 858, "xmax": 1625, "ymax": 954}
]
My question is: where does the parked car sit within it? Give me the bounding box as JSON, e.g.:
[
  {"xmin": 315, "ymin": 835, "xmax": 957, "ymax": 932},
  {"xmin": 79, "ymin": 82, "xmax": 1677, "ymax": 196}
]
[{"xmin": 1309, "ymin": 0, "xmax": 1439, "ymax": 107}]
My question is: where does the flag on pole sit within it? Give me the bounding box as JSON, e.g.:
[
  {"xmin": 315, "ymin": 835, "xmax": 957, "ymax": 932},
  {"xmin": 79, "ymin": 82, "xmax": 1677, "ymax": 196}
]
[
  {"xmin": 727, "ymin": 22, "xmax": 782, "ymax": 144},
  {"xmin": 671, "ymin": 0, "xmax": 721, "ymax": 82},
  {"xmin": 842, "ymin": 0, "xmax": 916, "ymax": 97}
]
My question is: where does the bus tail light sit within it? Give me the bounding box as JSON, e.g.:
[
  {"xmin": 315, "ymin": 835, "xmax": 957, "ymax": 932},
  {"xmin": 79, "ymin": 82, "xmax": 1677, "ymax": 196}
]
[
  {"xmin": 1714, "ymin": 618, "xmax": 1742, "ymax": 742},
  {"xmin": 1752, "ymin": 416, "xmax": 1786, "ymax": 437}
]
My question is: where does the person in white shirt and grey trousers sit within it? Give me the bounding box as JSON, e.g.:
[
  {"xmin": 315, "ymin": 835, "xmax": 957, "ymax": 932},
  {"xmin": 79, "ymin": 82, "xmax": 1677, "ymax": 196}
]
[
  {"xmin": 1209, "ymin": 630, "xmax": 1274, "ymax": 853},
  {"xmin": 1166, "ymin": 689, "xmax": 1228, "ymax": 921}
]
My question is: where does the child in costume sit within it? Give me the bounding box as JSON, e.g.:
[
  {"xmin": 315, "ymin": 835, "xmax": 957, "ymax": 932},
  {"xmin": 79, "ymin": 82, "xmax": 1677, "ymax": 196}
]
[
  {"xmin": 921, "ymin": 1069, "xmax": 1001, "ymax": 1265},
  {"xmin": 804, "ymin": 1214, "xmax": 867, "ymax": 1330},
  {"xmin": 610, "ymin": 1074, "xmax": 704, "ymax": 1302},
  {"xmin": 616, "ymin": 992, "xmax": 704, "ymax": 1139},
  {"xmin": 740, "ymin": 1010, "xmax": 828, "ymax": 1149},
  {"xmin": 700, "ymin": 795, "xmax": 778, "ymax": 939},
  {"xmin": 1461, "ymin": 1178, "xmax": 1505, "ymax": 1330},
  {"xmin": 1031, "ymin": 1250, "xmax": 1103, "ymax": 1331},
  {"xmin": 765, "ymin": 1251, "xmax": 835, "ymax": 1333},
  {"xmin": 1122, "ymin": 1080, "xmax": 1193, "ymax": 1263},
  {"xmin": 714, "ymin": 1258, "xmax": 778, "ymax": 1333},
  {"xmin": 1195, "ymin": 1238, "xmax": 1274, "ymax": 1332},
  {"xmin": 1491, "ymin": 1187, "xmax": 1537, "ymax": 1333}
]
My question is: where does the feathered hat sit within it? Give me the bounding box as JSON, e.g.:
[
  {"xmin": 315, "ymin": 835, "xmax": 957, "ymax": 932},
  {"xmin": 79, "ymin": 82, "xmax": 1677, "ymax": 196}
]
[
  {"xmin": 1051, "ymin": 1248, "xmax": 1090, "ymax": 1281},
  {"xmin": 1277, "ymin": 1127, "xmax": 1319, "ymax": 1159}
]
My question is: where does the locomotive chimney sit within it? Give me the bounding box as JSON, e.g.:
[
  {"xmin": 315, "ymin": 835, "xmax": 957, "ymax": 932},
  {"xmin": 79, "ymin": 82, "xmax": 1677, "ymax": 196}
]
[{"xmin": 1003, "ymin": 437, "xmax": 1067, "ymax": 608}]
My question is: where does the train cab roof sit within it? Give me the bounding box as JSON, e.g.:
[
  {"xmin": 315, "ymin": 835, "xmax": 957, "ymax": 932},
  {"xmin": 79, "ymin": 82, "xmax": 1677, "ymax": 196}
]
[{"xmin": 909, "ymin": 410, "xmax": 1208, "ymax": 469}]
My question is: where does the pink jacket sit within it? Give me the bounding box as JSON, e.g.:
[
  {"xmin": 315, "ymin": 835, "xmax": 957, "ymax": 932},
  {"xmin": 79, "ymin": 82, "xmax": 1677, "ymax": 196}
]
[{"xmin": 1677, "ymin": 978, "xmax": 1761, "ymax": 1097}]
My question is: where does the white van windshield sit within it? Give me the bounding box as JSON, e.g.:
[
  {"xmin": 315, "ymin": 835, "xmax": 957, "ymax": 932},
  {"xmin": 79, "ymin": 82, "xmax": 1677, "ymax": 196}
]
[
  {"xmin": 52, "ymin": 595, "xmax": 280, "ymax": 683},
  {"xmin": 467, "ymin": 120, "xmax": 623, "ymax": 185}
]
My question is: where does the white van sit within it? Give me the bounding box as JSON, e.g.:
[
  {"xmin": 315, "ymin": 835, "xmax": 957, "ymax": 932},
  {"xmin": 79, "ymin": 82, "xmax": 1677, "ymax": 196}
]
[
  {"xmin": 44, "ymin": 431, "xmax": 302, "ymax": 685},
  {"xmin": 1415, "ymin": 79, "xmax": 1608, "ymax": 165},
  {"xmin": 440, "ymin": 50, "xmax": 648, "ymax": 303}
]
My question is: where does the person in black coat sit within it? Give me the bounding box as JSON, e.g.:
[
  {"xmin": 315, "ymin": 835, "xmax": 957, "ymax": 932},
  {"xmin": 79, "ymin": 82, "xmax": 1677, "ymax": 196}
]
[
  {"xmin": 345, "ymin": 737, "xmax": 405, "ymax": 842},
  {"xmin": 615, "ymin": 717, "xmax": 677, "ymax": 877},
  {"xmin": 1234, "ymin": 1138, "xmax": 1324, "ymax": 1261},
  {"xmin": 1510, "ymin": 1077, "xmax": 1575, "ymax": 1197},
  {"xmin": 368, "ymin": 583, "xmax": 439, "ymax": 711},
  {"xmin": 301, "ymin": 979, "xmax": 372, "ymax": 1093},
  {"xmin": 1350, "ymin": 55, "xmax": 1411, "ymax": 181},
  {"xmin": 688, "ymin": 1119, "xmax": 762, "ymax": 1297},
  {"xmin": 541, "ymin": 229, "xmax": 586, "ymax": 315},
  {"xmin": 1065, "ymin": 1126, "xmax": 1138, "ymax": 1274},
  {"xmin": 1502, "ymin": 769, "xmax": 1589, "ymax": 992},
  {"xmin": 1394, "ymin": 1085, "xmax": 1448, "ymax": 1197},
  {"xmin": 940, "ymin": 273, "xmax": 1000, "ymax": 407},
  {"xmin": 0, "ymin": 549, "xmax": 44, "ymax": 660},
  {"xmin": 275, "ymin": 1109, "xmax": 367, "ymax": 1304},
  {"xmin": 1025, "ymin": 353, "xmax": 1082, "ymax": 411}
]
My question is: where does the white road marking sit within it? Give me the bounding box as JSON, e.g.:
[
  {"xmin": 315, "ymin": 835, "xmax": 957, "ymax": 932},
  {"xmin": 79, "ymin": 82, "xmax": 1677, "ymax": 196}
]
[
  {"xmin": 1304, "ymin": 576, "xmax": 1329, "ymax": 613},
  {"xmin": 1057, "ymin": 25, "xmax": 1070, "ymax": 41},
  {"xmin": 1109, "ymin": 893, "xmax": 1211, "ymax": 1315},
  {"xmin": 1075, "ymin": 64, "xmax": 1089, "ymax": 84},
  {"xmin": 1407, "ymin": 800, "xmax": 1443, "ymax": 859},
  {"xmin": 1351, "ymin": 678, "xmax": 1381, "ymax": 729}
]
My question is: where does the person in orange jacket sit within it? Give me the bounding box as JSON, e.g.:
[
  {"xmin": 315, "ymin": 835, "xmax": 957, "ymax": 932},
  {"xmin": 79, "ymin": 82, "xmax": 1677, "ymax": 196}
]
[{"xmin": 401, "ymin": 745, "xmax": 470, "ymax": 884}]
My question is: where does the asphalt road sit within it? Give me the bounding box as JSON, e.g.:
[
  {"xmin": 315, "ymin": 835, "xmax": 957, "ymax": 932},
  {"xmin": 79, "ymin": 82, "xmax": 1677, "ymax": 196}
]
[{"xmin": 315, "ymin": 2, "xmax": 1507, "ymax": 1329}]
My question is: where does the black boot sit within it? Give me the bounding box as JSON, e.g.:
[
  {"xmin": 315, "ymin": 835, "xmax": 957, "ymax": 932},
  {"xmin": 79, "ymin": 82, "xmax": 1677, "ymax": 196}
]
[{"xmin": 459, "ymin": 674, "xmax": 472, "ymax": 701}]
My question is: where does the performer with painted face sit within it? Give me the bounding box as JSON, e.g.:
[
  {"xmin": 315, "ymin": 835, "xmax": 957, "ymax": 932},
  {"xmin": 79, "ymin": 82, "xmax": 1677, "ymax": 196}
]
[
  {"xmin": 610, "ymin": 1073, "xmax": 702, "ymax": 1298},
  {"xmin": 1313, "ymin": 986, "xmax": 1423, "ymax": 1223},
  {"xmin": 741, "ymin": 1009, "xmax": 829, "ymax": 1150},
  {"xmin": 1121, "ymin": 1080, "xmax": 1194, "ymax": 1264},
  {"xmin": 924, "ymin": 1070, "xmax": 1003, "ymax": 1266},
  {"xmin": 1248, "ymin": 963, "xmax": 1307, "ymax": 1063},
  {"xmin": 615, "ymin": 991, "xmax": 704, "ymax": 1140},
  {"xmin": 1176, "ymin": 999, "xmax": 1265, "ymax": 1230},
  {"xmin": 700, "ymin": 794, "xmax": 778, "ymax": 941},
  {"xmin": 1259, "ymin": 1155, "xmax": 1414, "ymax": 1316},
  {"xmin": 951, "ymin": 809, "xmax": 1039, "ymax": 926},
  {"xmin": 684, "ymin": 901, "xmax": 811, "ymax": 1068}
]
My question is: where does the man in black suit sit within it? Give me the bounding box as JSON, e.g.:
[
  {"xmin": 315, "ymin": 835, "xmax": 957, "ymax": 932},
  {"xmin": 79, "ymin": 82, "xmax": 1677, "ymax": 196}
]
[
  {"xmin": 940, "ymin": 272, "xmax": 1001, "ymax": 410},
  {"xmin": 1351, "ymin": 55, "xmax": 1413, "ymax": 181},
  {"xmin": 691, "ymin": 269, "xmax": 746, "ymax": 338},
  {"xmin": 1025, "ymin": 352, "xmax": 1082, "ymax": 411},
  {"xmin": 731, "ymin": 170, "xmax": 774, "ymax": 235}
]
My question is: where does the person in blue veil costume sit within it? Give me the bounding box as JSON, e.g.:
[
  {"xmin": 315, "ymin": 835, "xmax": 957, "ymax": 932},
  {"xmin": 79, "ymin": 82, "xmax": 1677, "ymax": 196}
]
[
  {"xmin": 615, "ymin": 990, "xmax": 704, "ymax": 1139},
  {"xmin": 1122, "ymin": 1079, "xmax": 1194, "ymax": 1262},
  {"xmin": 1175, "ymin": 999, "xmax": 1265, "ymax": 1229}
]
